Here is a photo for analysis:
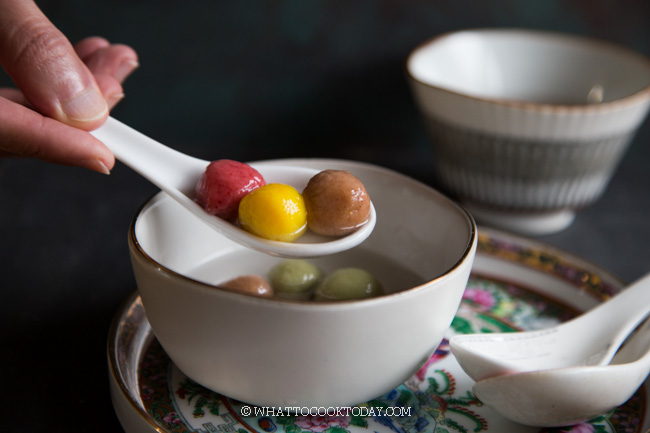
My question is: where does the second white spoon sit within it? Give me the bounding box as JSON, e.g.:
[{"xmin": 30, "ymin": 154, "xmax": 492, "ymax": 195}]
[
  {"xmin": 472, "ymin": 315, "xmax": 650, "ymax": 427},
  {"xmin": 450, "ymin": 271, "xmax": 650, "ymax": 382},
  {"xmin": 91, "ymin": 117, "xmax": 376, "ymax": 258}
]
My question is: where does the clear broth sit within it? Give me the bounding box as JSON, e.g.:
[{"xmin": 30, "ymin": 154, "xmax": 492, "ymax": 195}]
[{"xmin": 187, "ymin": 247, "xmax": 427, "ymax": 296}]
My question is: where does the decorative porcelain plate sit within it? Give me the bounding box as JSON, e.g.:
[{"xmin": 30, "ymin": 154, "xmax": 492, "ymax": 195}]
[{"xmin": 108, "ymin": 226, "xmax": 648, "ymax": 433}]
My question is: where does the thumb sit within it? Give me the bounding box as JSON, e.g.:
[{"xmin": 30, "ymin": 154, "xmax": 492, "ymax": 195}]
[{"xmin": 0, "ymin": 0, "xmax": 108, "ymax": 130}]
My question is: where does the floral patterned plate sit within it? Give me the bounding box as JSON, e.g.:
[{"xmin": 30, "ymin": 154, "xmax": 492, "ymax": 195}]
[{"xmin": 108, "ymin": 226, "xmax": 648, "ymax": 433}]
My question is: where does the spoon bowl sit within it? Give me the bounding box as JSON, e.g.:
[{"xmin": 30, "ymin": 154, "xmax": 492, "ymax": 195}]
[
  {"xmin": 450, "ymin": 272, "xmax": 650, "ymax": 381},
  {"xmin": 472, "ymin": 316, "xmax": 650, "ymax": 427},
  {"xmin": 91, "ymin": 117, "xmax": 376, "ymax": 258}
]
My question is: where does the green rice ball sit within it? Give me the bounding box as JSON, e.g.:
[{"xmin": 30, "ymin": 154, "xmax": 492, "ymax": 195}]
[
  {"xmin": 269, "ymin": 260, "xmax": 323, "ymax": 300},
  {"xmin": 314, "ymin": 267, "xmax": 384, "ymax": 301}
]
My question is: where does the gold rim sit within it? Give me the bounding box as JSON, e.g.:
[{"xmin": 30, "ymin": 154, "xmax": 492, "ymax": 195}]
[{"xmin": 107, "ymin": 292, "xmax": 169, "ymax": 433}]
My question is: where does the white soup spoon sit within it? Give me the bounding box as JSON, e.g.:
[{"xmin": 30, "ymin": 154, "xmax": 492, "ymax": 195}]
[
  {"xmin": 450, "ymin": 271, "xmax": 650, "ymax": 382},
  {"xmin": 472, "ymin": 315, "xmax": 650, "ymax": 427},
  {"xmin": 91, "ymin": 117, "xmax": 376, "ymax": 258}
]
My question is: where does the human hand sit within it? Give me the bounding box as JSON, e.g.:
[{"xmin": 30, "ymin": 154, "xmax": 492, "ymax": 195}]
[{"xmin": 0, "ymin": 0, "xmax": 138, "ymax": 174}]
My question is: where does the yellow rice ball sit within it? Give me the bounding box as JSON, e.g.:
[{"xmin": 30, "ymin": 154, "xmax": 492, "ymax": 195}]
[{"xmin": 238, "ymin": 183, "xmax": 308, "ymax": 242}]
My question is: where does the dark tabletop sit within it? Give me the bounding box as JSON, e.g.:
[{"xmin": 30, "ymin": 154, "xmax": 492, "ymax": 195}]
[{"xmin": 1, "ymin": 1, "xmax": 649, "ymax": 431}]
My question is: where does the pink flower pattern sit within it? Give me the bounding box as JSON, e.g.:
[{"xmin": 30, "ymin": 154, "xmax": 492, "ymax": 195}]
[
  {"xmin": 162, "ymin": 411, "xmax": 182, "ymax": 425},
  {"xmin": 462, "ymin": 288, "xmax": 496, "ymax": 310},
  {"xmin": 294, "ymin": 415, "xmax": 350, "ymax": 432}
]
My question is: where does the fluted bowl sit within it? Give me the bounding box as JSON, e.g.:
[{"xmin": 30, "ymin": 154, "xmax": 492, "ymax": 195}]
[{"xmin": 407, "ymin": 28, "xmax": 650, "ymax": 235}]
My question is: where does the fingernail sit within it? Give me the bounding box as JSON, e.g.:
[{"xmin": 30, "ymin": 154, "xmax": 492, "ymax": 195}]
[
  {"xmin": 115, "ymin": 58, "xmax": 139, "ymax": 82},
  {"xmin": 60, "ymin": 86, "xmax": 108, "ymax": 122},
  {"xmin": 83, "ymin": 159, "xmax": 111, "ymax": 175},
  {"xmin": 106, "ymin": 92, "xmax": 125, "ymax": 109}
]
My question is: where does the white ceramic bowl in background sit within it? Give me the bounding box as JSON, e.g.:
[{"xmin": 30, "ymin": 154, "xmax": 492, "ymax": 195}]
[
  {"xmin": 407, "ymin": 28, "xmax": 650, "ymax": 235},
  {"xmin": 128, "ymin": 158, "xmax": 477, "ymax": 408}
]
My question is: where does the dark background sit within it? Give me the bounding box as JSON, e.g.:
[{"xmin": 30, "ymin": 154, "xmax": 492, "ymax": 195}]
[{"xmin": 1, "ymin": 1, "xmax": 649, "ymax": 431}]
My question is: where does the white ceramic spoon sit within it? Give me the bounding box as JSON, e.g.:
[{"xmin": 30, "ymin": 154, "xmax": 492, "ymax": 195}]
[
  {"xmin": 450, "ymin": 271, "xmax": 650, "ymax": 382},
  {"xmin": 91, "ymin": 117, "xmax": 376, "ymax": 258},
  {"xmin": 472, "ymin": 315, "xmax": 650, "ymax": 427}
]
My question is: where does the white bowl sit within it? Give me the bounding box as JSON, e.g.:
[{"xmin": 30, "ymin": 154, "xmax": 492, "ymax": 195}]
[
  {"xmin": 407, "ymin": 29, "xmax": 650, "ymax": 235},
  {"xmin": 128, "ymin": 158, "xmax": 477, "ymax": 408}
]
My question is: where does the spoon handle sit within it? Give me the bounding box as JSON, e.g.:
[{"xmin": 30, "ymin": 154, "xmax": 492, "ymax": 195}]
[
  {"xmin": 580, "ymin": 271, "xmax": 650, "ymax": 364},
  {"xmin": 91, "ymin": 117, "xmax": 207, "ymax": 195},
  {"xmin": 612, "ymin": 316, "xmax": 650, "ymax": 364}
]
